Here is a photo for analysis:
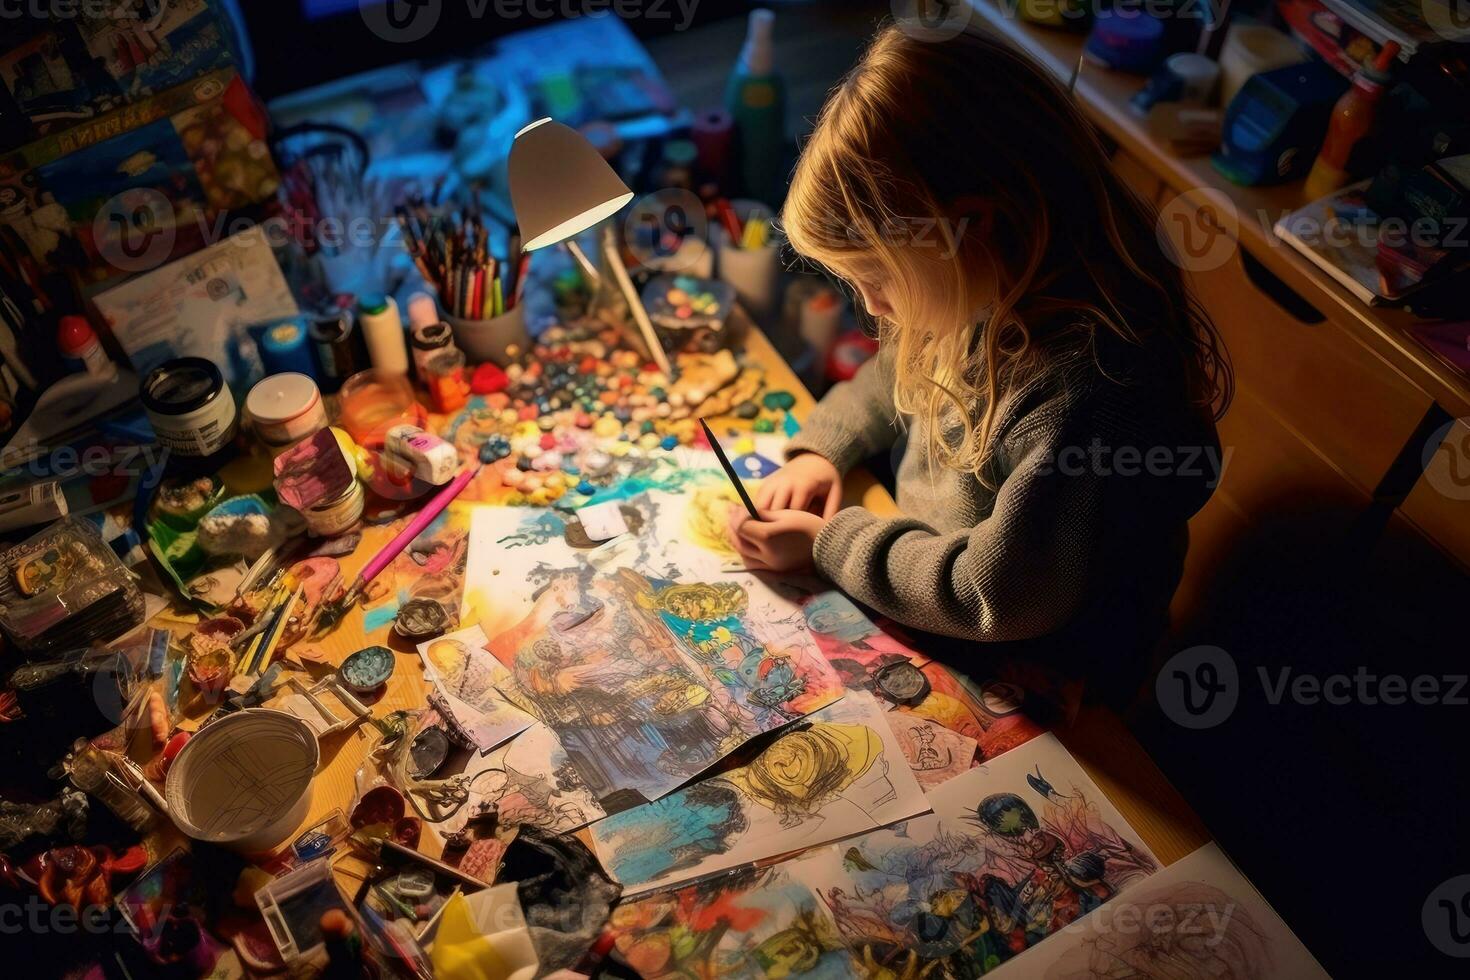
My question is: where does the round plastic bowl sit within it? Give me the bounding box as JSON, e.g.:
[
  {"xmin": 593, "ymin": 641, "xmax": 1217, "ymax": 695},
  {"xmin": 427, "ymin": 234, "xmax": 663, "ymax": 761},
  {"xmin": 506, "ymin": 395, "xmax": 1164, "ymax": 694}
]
[{"xmin": 164, "ymin": 708, "xmax": 320, "ymax": 852}]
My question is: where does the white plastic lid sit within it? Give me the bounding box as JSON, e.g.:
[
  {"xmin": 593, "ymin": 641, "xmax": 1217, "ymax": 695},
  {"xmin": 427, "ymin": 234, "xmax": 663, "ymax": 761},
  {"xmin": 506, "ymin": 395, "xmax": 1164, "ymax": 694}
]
[{"xmin": 245, "ymin": 372, "xmax": 321, "ymax": 423}]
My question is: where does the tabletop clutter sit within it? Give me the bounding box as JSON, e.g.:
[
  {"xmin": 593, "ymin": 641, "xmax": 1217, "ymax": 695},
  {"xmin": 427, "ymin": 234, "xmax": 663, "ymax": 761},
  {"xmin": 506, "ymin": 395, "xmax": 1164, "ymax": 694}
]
[{"xmin": 0, "ymin": 6, "xmax": 1340, "ymax": 979}]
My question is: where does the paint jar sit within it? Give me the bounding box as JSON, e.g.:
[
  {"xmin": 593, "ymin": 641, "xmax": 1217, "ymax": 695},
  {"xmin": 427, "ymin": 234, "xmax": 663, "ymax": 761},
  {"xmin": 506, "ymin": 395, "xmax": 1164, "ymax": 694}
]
[
  {"xmin": 359, "ymin": 295, "xmax": 409, "ymax": 375},
  {"xmin": 308, "ymin": 307, "xmax": 368, "ymax": 394},
  {"xmin": 141, "ymin": 357, "xmax": 238, "ymax": 458},
  {"xmin": 246, "ymin": 373, "xmax": 328, "ymax": 456},
  {"xmin": 258, "ymin": 318, "xmax": 317, "ymax": 377},
  {"xmin": 424, "ymin": 349, "xmax": 471, "ymax": 413},
  {"xmin": 337, "ymin": 370, "xmax": 426, "ymax": 450},
  {"xmin": 302, "ymin": 479, "xmax": 364, "ymax": 537},
  {"xmin": 410, "ymin": 321, "xmax": 456, "ymax": 379}
]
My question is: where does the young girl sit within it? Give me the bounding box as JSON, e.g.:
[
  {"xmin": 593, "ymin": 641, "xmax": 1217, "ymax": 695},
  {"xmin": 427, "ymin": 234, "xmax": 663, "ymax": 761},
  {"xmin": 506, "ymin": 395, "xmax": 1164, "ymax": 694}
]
[{"xmin": 728, "ymin": 26, "xmax": 1231, "ymax": 700}]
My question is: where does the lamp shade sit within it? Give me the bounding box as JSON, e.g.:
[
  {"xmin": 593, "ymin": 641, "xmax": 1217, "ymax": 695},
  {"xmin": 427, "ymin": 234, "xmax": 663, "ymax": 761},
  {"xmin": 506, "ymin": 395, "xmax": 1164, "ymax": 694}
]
[{"xmin": 509, "ymin": 118, "xmax": 634, "ymax": 251}]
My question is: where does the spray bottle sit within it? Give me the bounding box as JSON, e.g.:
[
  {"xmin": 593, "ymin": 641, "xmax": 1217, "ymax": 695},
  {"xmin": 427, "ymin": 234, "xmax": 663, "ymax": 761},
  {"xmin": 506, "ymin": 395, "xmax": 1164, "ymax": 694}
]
[{"xmin": 1304, "ymin": 41, "xmax": 1401, "ymax": 201}]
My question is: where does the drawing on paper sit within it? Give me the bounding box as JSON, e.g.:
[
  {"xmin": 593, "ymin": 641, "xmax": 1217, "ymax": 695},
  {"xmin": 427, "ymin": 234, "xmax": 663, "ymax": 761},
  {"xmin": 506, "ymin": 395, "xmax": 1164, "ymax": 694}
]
[
  {"xmin": 432, "ymin": 723, "xmax": 606, "ymax": 840},
  {"xmin": 794, "ymin": 733, "xmax": 1158, "ymax": 975},
  {"xmin": 362, "ymin": 509, "xmax": 468, "ymax": 629},
  {"xmin": 590, "ymin": 692, "xmax": 928, "ymax": 895},
  {"xmin": 890, "ymin": 715, "xmax": 978, "ymax": 790},
  {"xmin": 1000, "ymin": 841, "xmax": 1328, "ymax": 980},
  {"xmin": 607, "ymin": 863, "xmax": 858, "ymax": 980},
  {"xmin": 416, "ymin": 626, "xmax": 535, "ymax": 752},
  {"xmin": 485, "ymin": 567, "xmax": 843, "ymax": 811}
]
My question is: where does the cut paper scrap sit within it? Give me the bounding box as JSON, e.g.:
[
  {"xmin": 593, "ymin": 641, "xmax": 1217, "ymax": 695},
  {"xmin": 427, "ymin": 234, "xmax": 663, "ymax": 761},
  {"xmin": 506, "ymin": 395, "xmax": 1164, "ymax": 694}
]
[
  {"xmin": 485, "ymin": 566, "xmax": 843, "ymax": 813},
  {"xmin": 988, "ymin": 841, "xmax": 1329, "ymax": 979},
  {"xmin": 792, "ymin": 732, "xmax": 1159, "ymax": 975},
  {"xmin": 590, "ymin": 691, "xmax": 928, "ymax": 896},
  {"xmin": 606, "ymin": 862, "xmax": 860, "ymax": 980},
  {"xmin": 431, "ymin": 723, "xmax": 606, "ymax": 840},
  {"xmin": 889, "ymin": 714, "xmax": 977, "ymax": 790},
  {"xmin": 802, "ymin": 590, "xmax": 1046, "ymax": 765},
  {"xmin": 416, "ymin": 626, "xmax": 535, "ymax": 753}
]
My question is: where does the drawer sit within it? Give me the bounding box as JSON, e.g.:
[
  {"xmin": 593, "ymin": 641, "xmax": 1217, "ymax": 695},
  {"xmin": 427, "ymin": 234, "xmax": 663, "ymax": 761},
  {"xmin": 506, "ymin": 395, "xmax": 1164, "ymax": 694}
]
[
  {"xmin": 1213, "ymin": 383, "xmax": 1370, "ymax": 522},
  {"xmin": 1165, "ymin": 218, "xmax": 1432, "ymax": 496},
  {"xmin": 1397, "ymin": 418, "xmax": 1470, "ymax": 571}
]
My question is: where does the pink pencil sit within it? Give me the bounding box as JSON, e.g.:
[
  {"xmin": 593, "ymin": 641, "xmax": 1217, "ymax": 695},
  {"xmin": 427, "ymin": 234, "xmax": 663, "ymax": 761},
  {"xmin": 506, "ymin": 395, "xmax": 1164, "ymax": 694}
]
[{"xmin": 335, "ymin": 464, "xmax": 482, "ymax": 613}]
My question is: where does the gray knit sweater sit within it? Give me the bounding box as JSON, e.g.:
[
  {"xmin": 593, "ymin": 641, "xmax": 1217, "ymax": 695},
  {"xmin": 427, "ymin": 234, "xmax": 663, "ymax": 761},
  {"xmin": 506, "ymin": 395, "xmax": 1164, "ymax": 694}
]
[{"xmin": 786, "ymin": 339, "xmax": 1219, "ymax": 682}]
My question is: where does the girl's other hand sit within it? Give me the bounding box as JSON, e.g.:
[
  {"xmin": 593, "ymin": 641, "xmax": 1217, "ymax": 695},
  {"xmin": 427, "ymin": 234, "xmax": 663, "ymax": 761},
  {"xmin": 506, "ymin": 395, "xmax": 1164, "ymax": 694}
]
[
  {"xmin": 727, "ymin": 508, "xmax": 826, "ymax": 573},
  {"xmin": 754, "ymin": 453, "xmax": 843, "ymax": 518}
]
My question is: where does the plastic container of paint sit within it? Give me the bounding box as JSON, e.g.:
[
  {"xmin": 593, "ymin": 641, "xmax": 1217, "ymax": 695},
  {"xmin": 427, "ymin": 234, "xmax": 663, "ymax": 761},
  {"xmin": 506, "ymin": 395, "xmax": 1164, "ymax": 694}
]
[{"xmin": 246, "ymin": 373, "xmax": 328, "ymax": 455}]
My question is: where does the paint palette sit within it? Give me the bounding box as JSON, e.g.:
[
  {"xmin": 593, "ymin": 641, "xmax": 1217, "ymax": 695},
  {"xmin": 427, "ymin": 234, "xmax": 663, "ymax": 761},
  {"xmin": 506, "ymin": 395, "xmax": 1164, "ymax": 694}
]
[{"xmin": 340, "ymin": 644, "xmax": 396, "ymax": 694}]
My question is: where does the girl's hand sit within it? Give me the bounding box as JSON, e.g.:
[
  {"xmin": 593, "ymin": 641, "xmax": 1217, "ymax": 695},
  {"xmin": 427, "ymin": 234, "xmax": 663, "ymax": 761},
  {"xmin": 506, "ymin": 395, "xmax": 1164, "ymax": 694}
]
[
  {"xmin": 727, "ymin": 508, "xmax": 826, "ymax": 573},
  {"xmin": 755, "ymin": 453, "xmax": 843, "ymax": 518}
]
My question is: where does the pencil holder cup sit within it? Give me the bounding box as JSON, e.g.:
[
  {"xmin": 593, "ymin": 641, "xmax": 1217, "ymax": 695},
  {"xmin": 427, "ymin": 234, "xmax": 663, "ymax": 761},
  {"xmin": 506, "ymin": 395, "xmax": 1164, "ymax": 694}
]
[
  {"xmin": 445, "ymin": 304, "xmax": 531, "ymax": 367},
  {"xmin": 716, "ymin": 199, "xmax": 779, "ymax": 318}
]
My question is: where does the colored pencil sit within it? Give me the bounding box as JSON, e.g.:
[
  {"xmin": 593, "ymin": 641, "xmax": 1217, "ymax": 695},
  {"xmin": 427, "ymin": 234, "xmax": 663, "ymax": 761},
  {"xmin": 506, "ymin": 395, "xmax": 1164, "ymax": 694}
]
[{"xmin": 699, "ymin": 419, "xmax": 760, "ymax": 520}]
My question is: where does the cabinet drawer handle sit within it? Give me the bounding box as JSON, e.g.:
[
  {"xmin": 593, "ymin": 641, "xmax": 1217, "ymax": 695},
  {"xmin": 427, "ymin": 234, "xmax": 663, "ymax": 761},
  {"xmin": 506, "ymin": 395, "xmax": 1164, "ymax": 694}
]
[{"xmin": 1241, "ymin": 252, "xmax": 1325, "ymax": 325}]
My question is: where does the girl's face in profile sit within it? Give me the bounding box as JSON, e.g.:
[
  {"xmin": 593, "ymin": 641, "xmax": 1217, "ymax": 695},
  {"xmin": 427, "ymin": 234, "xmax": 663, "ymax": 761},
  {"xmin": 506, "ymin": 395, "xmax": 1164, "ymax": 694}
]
[{"xmin": 839, "ymin": 260, "xmax": 896, "ymax": 320}]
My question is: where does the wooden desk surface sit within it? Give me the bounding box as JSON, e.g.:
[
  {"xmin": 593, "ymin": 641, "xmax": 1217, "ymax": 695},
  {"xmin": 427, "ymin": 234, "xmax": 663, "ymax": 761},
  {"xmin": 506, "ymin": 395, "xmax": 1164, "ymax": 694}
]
[
  {"xmin": 143, "ymin": 317, "xmax": 1208, "ymax": 892},
  {"xmin": 968, "ymin": 0, "xmax": 1470, "ymax": 421}
]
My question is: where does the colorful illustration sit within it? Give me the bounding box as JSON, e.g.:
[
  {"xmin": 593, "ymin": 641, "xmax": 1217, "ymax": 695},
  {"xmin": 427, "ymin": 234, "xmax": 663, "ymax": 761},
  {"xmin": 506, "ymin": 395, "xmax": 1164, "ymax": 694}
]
[
  {"xmin": 795, "ymin": 733, "xmax": 1158, "ymax": 976},
  {"xmin": 608, "ymin": 864, "xmax": 859, "ymax": 980},
  {"xmin": 485, "ymin": 567, "xmax": 842, "ymax": 812},
  {"xmin": 364, "ymin": 508, "xmax": 469, "ymax": 631},
  {"xmin": 992, "ymin": 842, "xmax": 1328, "ymax": 979},
  {"xmin": 590, "ymin": 693, "xmax": 928, "ymax": 895},
  {"xmin": 802, "ymin": 591, "xmax": 1045, "ymax": 770},
  {"xmin": 415, "ymin": 625, "xmax": 535, "ymax": 753}
]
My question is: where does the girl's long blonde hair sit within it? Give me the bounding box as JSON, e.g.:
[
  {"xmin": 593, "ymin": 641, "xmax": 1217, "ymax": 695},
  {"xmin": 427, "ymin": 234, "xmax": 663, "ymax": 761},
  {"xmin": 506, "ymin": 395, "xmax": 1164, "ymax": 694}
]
[{"xmin": 783, "ymin": 25, "xmax": 1232, "ymax": 478}]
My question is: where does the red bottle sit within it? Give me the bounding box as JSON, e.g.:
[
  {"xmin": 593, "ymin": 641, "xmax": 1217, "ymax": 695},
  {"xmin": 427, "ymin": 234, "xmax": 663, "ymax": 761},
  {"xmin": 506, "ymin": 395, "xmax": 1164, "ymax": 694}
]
[{"xmin": 1304, "ymin": 41, "xmax": 1401, "ymax": 201}]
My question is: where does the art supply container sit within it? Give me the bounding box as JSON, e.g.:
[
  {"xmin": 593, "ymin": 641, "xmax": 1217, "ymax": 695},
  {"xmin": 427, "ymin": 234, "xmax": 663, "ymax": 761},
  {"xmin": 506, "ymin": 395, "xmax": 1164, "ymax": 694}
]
[
  {"xmin": 424, "ymin": 349, "xmax": 471, "ymax": 413},
  {"xmin": 141, "ymin": 357, "xmax": 238, "ymax": 459},
  {"xmin": 246, "ymin": 373, "xmax": 328, "ymax": 456},
  {"xmin": 257, "ymin": 318, "xmax": 317, "ymax": 377},
  {"xmin": 165, "ymin": 708, "xmax": 319, "ymax": 852},
  {"xmin": 0, "ymin": 517, "xmax": 145, "ymax": 652},
  {"xmin": 716, "ymin": 199, "xmax": 779, "ymax": 317},
  {"xmin": 65, "ymin": 742, "xmax": 155, "ymax": 833},
  {"xmin": 642, "ymin": 274, "xmax": 734, "ymax": 353},
  {"xmin": 337, "ymin": 370, "xmax": 426, "ymax": 449},
  {"xmin": 1219, "ymin": 23, "xmax": 1306, "ymax": 108},
  {"xmin": 359, "ymin": 295, "xmax": 410, "ymax": 375},
  {"xmin": 410, "ymin": 321, "xmax": 456, "ymax": 379},
  {"xmin": 308, "ymin": 307, "xmax": 368, "ymax": 394},
  {"xmin": 302, "ymin": 480, "xmax": 364, "ymax": 537},
  {"xmin": 445, "ymin": 303, "xmax": 530, "ymax": 367},
  {"xmin": 1167, "ymin": 53, "xmax": 1221, "ymax": 105}
]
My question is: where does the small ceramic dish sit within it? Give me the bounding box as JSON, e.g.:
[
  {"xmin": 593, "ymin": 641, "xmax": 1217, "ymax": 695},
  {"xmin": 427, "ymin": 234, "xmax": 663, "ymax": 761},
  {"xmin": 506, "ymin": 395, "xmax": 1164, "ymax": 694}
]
[{"xmin": 339, "ymin": 644, "xmax": 395, "ymax": 694}]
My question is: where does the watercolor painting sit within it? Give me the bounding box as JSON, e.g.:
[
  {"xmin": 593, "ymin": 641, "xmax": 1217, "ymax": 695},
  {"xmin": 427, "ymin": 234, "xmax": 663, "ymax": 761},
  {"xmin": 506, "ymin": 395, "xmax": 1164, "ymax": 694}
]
[
  {"xmin": 364, "ymin": 507, "xmax": 470, "ymax": 632},
  {"xmin": 590, "ymin": 692, "xmax": 928, "ymax": 895},
  {"xmin": 989, "ymin": 842, "xmax": 1328, "ymax": 979},
  {"xmin": 791, "ymin": 733, "xmax": 1158, "ymax": 976},
  {"xmin": 607, "ymin": 864, "xmax": 859, "ymax": 980},
  {"xmin": 485, "ymin": 566, "xmax": 843, "ymax": 812},
  {"xmin": 416, "ymin": 626, "xmax": 536, "ymax": 753}
]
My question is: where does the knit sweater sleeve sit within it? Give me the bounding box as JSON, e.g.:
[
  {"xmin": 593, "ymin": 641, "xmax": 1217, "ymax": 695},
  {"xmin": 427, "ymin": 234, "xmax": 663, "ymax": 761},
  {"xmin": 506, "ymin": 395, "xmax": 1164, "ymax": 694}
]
[
  {"xmin": 810, "ymin": 416, "xmax": 1101, "ymax": 643},
  {"xmin": 783, "ymin": 345, "xmax": 900, "ymax": 474}
]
